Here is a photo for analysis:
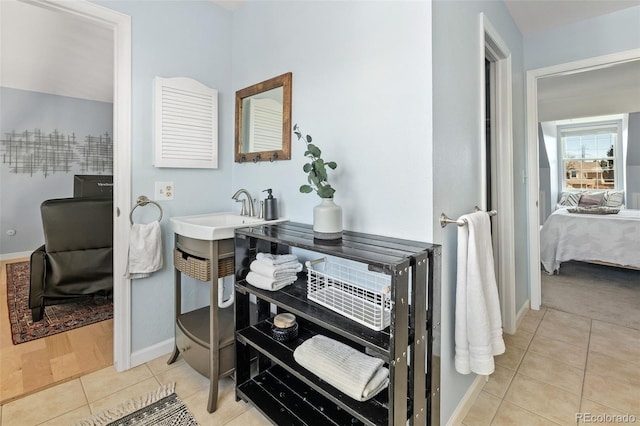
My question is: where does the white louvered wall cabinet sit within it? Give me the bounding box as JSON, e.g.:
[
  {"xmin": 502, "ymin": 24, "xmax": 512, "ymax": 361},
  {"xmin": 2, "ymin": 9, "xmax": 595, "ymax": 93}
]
[{"xmin": 154, "ymin": 77, "xmax": 218, "ymax": 168}]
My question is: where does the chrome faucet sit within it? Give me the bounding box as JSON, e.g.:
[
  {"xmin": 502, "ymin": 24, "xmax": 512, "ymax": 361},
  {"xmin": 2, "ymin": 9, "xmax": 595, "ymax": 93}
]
[{"xmin": 231, "ymin": 189, "xmax": 255, "ymax": 216}]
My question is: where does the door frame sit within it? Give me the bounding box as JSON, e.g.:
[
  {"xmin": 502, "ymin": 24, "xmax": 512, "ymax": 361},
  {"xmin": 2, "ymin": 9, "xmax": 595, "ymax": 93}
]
[
  {"xmin": 29, "ymin": 0, "xmax": 132, "ymax": 370},
  {"xmin": 480, "ymin": 14, "xmax": 516, "ymax": 334},
  {"xmin": 526, "ymin": 48, "xmax": 640, "ymax": 310}
]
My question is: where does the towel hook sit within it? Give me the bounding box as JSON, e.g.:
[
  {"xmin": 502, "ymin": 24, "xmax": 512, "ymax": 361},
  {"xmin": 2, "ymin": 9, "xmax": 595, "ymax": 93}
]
[{"xmin": 130, "ymin": 195, "xmax": 163, "ymax": 225}]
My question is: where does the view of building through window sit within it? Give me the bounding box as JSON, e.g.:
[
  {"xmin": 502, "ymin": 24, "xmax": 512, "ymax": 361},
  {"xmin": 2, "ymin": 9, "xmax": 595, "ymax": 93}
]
[{"xmin": 560, "ymin": 123, "xmax": 618, "ymax": 190}]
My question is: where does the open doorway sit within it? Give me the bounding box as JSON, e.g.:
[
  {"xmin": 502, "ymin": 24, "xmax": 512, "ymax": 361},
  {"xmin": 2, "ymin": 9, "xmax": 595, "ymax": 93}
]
[
  {"xmin": 0, "ymin": 0, "xmax": 131, "ymax": 402},
  {"xmin": 526, "ymin": 49, "xmax": 640, "ymax": 313}
]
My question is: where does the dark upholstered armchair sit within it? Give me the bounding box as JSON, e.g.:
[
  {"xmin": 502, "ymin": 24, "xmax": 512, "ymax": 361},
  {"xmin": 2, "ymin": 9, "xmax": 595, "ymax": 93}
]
[{"xmin": 29, "ymin": 197, "xmax": 113, "ymax": 321}]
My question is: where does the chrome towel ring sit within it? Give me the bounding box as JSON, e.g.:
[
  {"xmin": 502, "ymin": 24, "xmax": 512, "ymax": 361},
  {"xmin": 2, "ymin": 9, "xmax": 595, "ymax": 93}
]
[{"xmin": 130, "ymin": 195, "xmax": 163, "ymax": 225}]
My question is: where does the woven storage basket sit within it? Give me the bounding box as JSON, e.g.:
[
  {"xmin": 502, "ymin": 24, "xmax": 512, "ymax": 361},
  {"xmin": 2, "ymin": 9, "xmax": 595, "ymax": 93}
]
[{"xmin": 174, "ymin": 249, "xmax": 234, "ymax": 281}]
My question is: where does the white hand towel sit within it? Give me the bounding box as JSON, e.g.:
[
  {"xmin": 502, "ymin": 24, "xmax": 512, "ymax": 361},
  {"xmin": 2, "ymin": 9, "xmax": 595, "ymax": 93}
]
[
  {"xmin": 250, "ymin": 259, "xmax": 302, "ymax": 279},
  {"xmin": 246, "ymin": 271, "xmax": 296, "ymax": 291},
  {"xmin": 125, "ymin": 221, "xmax": 163, "ymax": 280},
  {"xmin": 294, "ymin": 335, "xmax": 389, "ymax": 402},
  {"xmin": 256, "ymin": 252, "xmax": 299, "ymax": 265},
  {"xmin": 454, "ymin": 212, "xmax": 505, "ymax": 375}
]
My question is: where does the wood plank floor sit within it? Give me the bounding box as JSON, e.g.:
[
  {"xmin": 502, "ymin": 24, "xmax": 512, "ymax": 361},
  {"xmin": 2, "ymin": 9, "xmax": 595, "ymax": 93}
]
[{"xmin": 0, "ymin": 258, "xmax": 113, "ymax": 405}]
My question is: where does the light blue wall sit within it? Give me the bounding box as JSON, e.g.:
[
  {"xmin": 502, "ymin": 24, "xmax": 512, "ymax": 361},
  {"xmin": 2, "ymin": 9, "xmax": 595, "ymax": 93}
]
[
  {"xmin": 432, "ymin": 0, "xmax": 525, "ymax": 422},
  {"xmin": 70, "ymin": 1, "xmax": 637, "ymax": 421},
  {"xmin": 92, "ymin": 0, "xmax": 234, "ymax": 352},
  {"xmin": 3, "ymin": 1, "xmax": 534, "ymax": 421},
  {"xmin": 230, "ymin": 0, "xmax": 440, "ymax": 419},
  {"xmin": 230, "ymin": 1, "xmax": 433, "ymax": 241},
  {"xmin": 524, "ymin": 6, "xmax": 640, "ymax": 70},
  {"xmin": 0, "ymin": 87, "xmax": 113, "ymax": 254}
]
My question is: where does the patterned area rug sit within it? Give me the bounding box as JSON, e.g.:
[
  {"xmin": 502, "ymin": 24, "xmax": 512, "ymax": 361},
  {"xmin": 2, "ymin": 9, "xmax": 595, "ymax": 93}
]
[
  {"xmin": 6, "ymin": 261, "xmax": 113, "ymax": 344},
  {"xmin": 75, "ymin": 383, "xmax": 198, "ymax": 426}
]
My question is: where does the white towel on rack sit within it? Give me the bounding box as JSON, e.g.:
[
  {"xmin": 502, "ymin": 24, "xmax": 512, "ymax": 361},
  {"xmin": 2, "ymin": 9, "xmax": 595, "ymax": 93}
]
[
  {"xmin": 250, "ymin": 259, "xmax": 302, "ymax": 278},
  {"xmin": 293, "ymin": 335, "xmax": 389, "ymax": 402},
  {"xmin": 455, "ymin": 211, "xmax": 504, "ymax": 375},
  {"xmin": 245, "ymin": 271, "xmax": 296, "ymax": 291},
  {"xmin": 125, "ymin": 221, "xmax": 163, "ymax": 280},
  {"xmin": 256, "ymin": 252, "xmax": 299, "ymax": 265}
]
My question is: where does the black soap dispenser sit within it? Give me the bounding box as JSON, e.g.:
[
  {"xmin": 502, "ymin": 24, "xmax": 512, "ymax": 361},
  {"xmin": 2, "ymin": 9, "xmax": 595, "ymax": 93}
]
[{"xmin": 263, "ymin": 189, "xmax": 278, "ymax": 220}]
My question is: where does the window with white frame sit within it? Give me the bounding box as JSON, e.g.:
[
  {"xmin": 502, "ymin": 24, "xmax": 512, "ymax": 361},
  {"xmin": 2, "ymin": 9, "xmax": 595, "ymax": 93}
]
[{"xmin": 558, "ymin": 121, "xmax": 622, "ymax": 190}]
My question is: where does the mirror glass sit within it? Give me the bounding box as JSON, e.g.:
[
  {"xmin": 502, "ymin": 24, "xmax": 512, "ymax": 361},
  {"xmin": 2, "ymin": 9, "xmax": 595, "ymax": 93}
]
[{"xmin": 235, "ymin": 72, "xmax": 292, "ymax": 163}]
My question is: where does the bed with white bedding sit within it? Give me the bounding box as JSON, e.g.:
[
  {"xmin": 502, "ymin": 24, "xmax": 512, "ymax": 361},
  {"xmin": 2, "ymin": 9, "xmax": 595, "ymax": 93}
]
[{"xmin": 540, "ymin": 208, "xmax": 640, "ymax": 274}]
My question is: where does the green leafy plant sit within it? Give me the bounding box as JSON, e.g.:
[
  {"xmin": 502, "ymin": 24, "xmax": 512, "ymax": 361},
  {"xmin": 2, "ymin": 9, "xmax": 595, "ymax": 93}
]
[{"xmin": 294, "ymin": 124, "xmax": 337, "ymax": 198}]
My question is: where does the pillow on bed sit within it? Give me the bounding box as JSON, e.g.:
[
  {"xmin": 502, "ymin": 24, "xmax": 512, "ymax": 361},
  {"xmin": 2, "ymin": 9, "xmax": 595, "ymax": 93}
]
[
  {"xmin": 604, "ymin": 190, "xmax": 624, "ymax": 207},
  {"xmin": 558, "ymin": 191, "xmax": 582, "ymax": 207},
  {"xmin": 567, "ymin": 206, "xmax": 620, "ymax": 215},
  {"xmin": 578, "ymin": 192, "xmax": 605, "ymax": 207}
]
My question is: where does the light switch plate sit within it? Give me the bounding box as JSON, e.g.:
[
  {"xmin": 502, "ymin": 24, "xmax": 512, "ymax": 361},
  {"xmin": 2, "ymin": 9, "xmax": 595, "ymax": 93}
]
[{"xmin": 155, "ymin": 181, "xmax": 174, "ymax": 200}]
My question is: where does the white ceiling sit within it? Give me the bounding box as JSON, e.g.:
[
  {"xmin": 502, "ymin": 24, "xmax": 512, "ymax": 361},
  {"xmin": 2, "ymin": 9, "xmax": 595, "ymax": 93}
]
[
  {"xmin": 538, "ymin": 60, "xmax": 640, "ymax": 104},
  {"xmin": 1, "ymin": 0, "xmax": 638, "ymax": 107},
  {"xmin": 537, "ymin": 60, "xmax": 640, "ymax": 121},
  {"xmin": 0, "ymin": 0, "xmax": 114, "ymax": 103},
  {"xmin": 505, "ymin": 1, "xmax": 640, "ymax": 121},
  {"xmin": 504, "ymin": 0, "xmax": 640, "ymax": 36}
]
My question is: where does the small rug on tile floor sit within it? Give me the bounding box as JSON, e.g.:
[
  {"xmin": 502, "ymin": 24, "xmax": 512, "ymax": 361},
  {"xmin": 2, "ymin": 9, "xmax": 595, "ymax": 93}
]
[
  {"xmin": 6, "ymin": 261, "xmax": 113, "ymax": 344},
  {"xmin": 75, "ymin": 383, "xmax": 198, "ymax": 426}
]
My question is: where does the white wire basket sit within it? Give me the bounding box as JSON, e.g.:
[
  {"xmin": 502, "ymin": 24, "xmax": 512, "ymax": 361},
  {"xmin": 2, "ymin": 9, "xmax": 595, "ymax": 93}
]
[{"xmin": 305, "ymin": 258, "xmax": 392, "ymax": 331}]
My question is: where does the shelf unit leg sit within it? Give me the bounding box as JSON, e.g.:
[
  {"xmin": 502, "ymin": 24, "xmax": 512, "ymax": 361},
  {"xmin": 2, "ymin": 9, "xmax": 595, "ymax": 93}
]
[
  {"xmin": 256, "ymin": 299, "xmax": 271, "ymax": 374},
  {"xmin": 428, "ymin": 246, "xmax": 442, "ymax": 426},
  {"xmin": 168, "ymin": 251, "xmax": 182, "ymax": 366},
  {"xmin": 390, "ymin": 260, "xmax": 410, "ymax": 426},
  {"xmin": 207, "ymin": 240, "xmax": 221, "ymax": 413},
  {"xmin": 234, "ymin": 289, "xmax": 251, "ymax": 390},
  {"xmin": 167, "ymin": 345, "xmax": 180, "ymax": 365},
  {"xmin": 411, "ymin": 253, "xmax": 428, "ymax": 425}
]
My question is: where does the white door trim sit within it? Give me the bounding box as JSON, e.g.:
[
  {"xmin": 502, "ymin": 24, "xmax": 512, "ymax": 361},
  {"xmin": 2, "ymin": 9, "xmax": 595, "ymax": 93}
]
[
  {"xmin": 29, "ymin": 0, "xmax": 132, "ymax": 370},
  {"xmin": 526, "ymin": 48, "xmax": 640, "ymax": 310},
  {"xmin": 480, "ymin": 14, "xmax": 517, "ymax": 334}
]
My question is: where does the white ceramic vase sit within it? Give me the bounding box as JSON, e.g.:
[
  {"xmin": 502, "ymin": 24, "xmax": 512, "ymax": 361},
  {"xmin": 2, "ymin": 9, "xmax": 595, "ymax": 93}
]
[{"xmin": 313, "ymin": 198, "xmax": 342, "ymax": 240}]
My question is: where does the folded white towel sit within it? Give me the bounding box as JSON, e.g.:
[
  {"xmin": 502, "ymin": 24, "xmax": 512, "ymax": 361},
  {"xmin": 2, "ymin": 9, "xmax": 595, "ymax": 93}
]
[
  {"xmin": 293, "ymin": 335, "xmax": 389, "ymax": 402},
  {"xmin": 256, "ymin": 252, "xmax": 299, "ymax": 265},
  {"xmin": 246, "ymin": 271, "xmax": 296, "ymax": 291},
  {"xmin": 125, "ymin": 221, "xmax": 163, "ymax": 280},
  {"xmin": 250, "ymin": 259, "xmax": 302, "ymax": 279},
  {"xmin": 455, "ymin": 212, "xmax": 505, "ymax": 375}
]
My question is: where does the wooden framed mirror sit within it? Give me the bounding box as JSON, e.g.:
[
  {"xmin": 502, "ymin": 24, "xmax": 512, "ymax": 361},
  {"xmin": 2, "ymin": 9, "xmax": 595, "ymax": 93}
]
[{"xmin": 235, "ymin": 72, "xmax": 292, "ymax": 163}]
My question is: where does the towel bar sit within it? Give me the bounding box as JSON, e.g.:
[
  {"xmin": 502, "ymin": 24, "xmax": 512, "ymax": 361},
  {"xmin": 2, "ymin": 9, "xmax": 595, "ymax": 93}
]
[
  {"xmin": 130, "ymin": 195, "xmax": 163, "ymax": 224},
  {"xmin": 440, "ymin": 206, "xmax": 497, "ymax": 228}
]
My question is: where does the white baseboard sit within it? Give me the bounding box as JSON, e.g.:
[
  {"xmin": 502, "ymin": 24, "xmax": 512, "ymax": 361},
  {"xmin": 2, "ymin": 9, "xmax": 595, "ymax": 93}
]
[
  {"xmin": 446, "ymin": 374, "xmax": 486, "ymax": 426},
  {"xmin": 129, "ymin": 338, "xmax": 175, "ymax": 369},
  {"xmin": 0, "ymin": 251, "xmax": 32, "ymax": 261},
  {"xmin": 516, "ymin": 298, "xmax": 531, "ymax": 330}
]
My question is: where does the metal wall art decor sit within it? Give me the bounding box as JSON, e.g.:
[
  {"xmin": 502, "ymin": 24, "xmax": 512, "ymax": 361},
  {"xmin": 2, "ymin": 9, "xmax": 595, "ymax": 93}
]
[{"xmin": 0, "ymin": 129, "xmax": 112, "ymax": 177}]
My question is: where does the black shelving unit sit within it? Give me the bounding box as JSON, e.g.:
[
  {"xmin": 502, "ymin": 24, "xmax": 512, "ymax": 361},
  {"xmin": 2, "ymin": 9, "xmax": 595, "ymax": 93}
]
[{"xmin": 234, "ymin": 222, "xmax": 441, "ymax": 426}]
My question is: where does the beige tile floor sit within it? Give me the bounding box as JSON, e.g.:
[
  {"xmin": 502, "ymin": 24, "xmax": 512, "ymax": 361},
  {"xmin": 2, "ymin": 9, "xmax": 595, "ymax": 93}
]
[
  {"xmin": 0, "ymin": 353, "xmax": 271, "ymax": 425},
  {"xmin": 2, "ymin": 306, "xmax": 638, "ymax": 425},
  {"xmin": 463, "ymin": 307, "xmax": 640, "ymax": 426}
]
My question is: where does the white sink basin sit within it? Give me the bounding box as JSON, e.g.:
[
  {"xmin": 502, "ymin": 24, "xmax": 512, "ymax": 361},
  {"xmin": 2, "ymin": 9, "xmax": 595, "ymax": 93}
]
[{"xmin": 170, "ymin": 212, "xmax": 287, "ymax": 240}]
